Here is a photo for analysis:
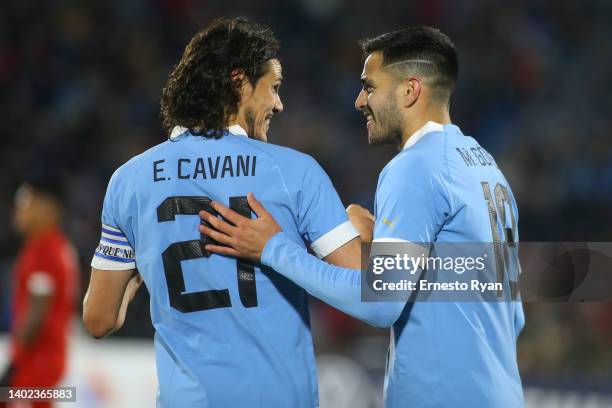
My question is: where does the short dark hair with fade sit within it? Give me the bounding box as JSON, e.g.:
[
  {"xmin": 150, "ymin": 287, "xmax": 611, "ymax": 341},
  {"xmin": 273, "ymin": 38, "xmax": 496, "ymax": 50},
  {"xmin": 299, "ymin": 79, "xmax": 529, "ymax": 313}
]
[
  {"xmin": 360, "ymin": 26, "xmax": 458, "ymax": 104},
  {"xmin": 160, "ymin": 17, "xmax": 279, "ymax": 138}
]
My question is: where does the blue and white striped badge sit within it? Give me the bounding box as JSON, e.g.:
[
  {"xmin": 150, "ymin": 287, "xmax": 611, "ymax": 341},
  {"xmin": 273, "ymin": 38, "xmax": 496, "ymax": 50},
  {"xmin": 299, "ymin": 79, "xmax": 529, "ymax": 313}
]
[{"xmin": 91, "ymin": 224, "xmax": 136, "ymax": 270}]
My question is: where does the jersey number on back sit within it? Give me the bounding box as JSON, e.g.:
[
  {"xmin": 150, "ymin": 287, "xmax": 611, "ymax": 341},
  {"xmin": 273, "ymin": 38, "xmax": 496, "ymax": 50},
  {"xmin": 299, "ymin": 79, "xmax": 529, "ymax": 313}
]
[
  {"xmin": 157, "ymin": 196, "xmax": 257, "ymax": 313},
  {"xmin": 481, "ymin": 182, "xmax": 520, "ymax": 300}
]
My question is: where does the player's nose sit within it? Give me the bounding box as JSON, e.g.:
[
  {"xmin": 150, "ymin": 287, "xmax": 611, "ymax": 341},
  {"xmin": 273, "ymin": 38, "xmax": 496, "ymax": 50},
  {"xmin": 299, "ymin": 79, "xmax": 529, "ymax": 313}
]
[
  {"xmin": 274, "ymin": 94, "xmax": 284, "ymax": 113},
  {"xmin": 355, "ymin": 89, "xmax": 366, "ymax": 111}
]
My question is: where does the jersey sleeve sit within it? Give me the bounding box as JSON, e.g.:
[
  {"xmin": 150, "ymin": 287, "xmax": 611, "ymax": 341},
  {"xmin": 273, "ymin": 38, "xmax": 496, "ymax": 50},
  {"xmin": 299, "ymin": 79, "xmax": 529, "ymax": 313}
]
[
  {"xmin": 296, "ymin": 157, "xmax": 359, "ymax": 258},
  {"xmin": 24, "ymin": 251, "xmax": 58, "ymax": 296},
  {"xmin": 27, "ymin": 272, "xmax": 56, "ymax": 295},
  {"xmin": 261, "ymin": 232, "xmax": 405, "ymax": 328},
  {"xmin": 91, "ymin": 170, "xmax": 136, "ymax": 270},
  {"xmin": 23, "ymin": 238, "xmax": 71, "ymax": 296},
  {"xmin": 373, "ymin": 153, "xmax": 451, "ymax": 245}
]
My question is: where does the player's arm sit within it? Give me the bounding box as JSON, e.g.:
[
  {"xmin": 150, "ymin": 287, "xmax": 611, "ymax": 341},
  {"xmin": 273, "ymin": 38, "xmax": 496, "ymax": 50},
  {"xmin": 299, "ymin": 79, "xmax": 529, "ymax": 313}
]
[
  {"xmin": 3, "ymin": 291, "xmax": 50, "ymax": 386},
  {"xmin": 83, "ymin": 268, "xmax": 142, "ymax": 339},
  {"xmin": 86, "ymin": 215, "xmax": 140, "ymax": 337},
  {"xmin": 322, "ymin": 238, "xmax": 361, "ymax": 269},
  {"xmin": 321, "ymin": 204, "xmax": 374, "ymax": 269},
  {"xmin": 199, "ymin": 154, "xmax": 449, "ymax": 327},
  {"xmin": 86, "ymin": 165, "xmax": 142, "ymax": 338},
  {"xmin": 288, "ymin": 156, "xmax": 362, "ymax": 269},
  {"xmin": 346, "ymin": 204, "xmax": 375, "ymax": 243},
  {"xmin": 199, "ymin": 194, "xmax": 405, "ymax": 328},
  {"xmin": 15, "ymin": 279, "xmax": 53, "ymax": 347}
]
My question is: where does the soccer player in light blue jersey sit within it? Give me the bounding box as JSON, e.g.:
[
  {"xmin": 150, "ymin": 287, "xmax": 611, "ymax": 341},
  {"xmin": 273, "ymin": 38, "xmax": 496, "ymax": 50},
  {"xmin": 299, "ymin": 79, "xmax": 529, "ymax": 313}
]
[
  {"xmin": 82, "ymin": 18, "xmax": 361, "ymax": 407},
  {"xmin": 199, "ymin": 27, "xmax": 525, "ymax": 407}
]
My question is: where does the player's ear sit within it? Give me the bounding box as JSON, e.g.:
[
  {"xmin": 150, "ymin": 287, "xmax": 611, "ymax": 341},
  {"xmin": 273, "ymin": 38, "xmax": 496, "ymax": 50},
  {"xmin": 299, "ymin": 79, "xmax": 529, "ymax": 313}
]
[
  {"xmin": 400, "ymin": 77, "xmax": 421, "ymax": 108},
  {"xmin": 230, "ymin": 68, "xmax": 245, "ymax": 85},
  {"xmin": 231, "ymin": 68, "xmax": 253, "ymax": 98}
]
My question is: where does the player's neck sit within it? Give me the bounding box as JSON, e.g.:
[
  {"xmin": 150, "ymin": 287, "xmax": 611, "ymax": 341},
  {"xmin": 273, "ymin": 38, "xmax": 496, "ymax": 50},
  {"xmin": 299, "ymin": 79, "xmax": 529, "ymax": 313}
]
[
  {"xmin": 400, "ymin": 109, "xmax": 451, "ymax": 149},
  {"xmin": 25, "ymin": 219, "xmax": 59, "ymax": 239},
  {"xmin": 227, "ymin": 113, "xmax": 247, "ymax": 134}
]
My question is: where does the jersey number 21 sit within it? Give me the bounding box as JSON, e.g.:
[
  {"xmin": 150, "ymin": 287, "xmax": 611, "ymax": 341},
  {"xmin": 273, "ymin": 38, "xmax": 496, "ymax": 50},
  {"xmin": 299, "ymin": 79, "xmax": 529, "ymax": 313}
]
[{"xmin": 157, "ymin": 196, "xmax": 257, "ymax": 313}]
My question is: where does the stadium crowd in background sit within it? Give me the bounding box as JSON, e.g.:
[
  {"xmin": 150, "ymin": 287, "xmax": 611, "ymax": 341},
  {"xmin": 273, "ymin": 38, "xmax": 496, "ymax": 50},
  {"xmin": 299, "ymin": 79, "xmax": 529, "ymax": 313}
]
[{"xmin": 0, "ymin": 0, "xmax": 611, "ymax": 394}]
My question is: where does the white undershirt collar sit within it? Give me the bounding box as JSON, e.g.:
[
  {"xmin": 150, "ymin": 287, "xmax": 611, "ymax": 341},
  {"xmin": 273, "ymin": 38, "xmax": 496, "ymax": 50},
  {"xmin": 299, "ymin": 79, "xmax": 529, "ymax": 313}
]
[
  {"xmin": 227, "ymin": 124, "xmax": 248, "ymax": 136},
  {"xmin": 402, "ymin": 121, "xmax": 445, "ymax": 150},
  {"xmin": 169, "ymin": 124, "xmax": 249, "ymax": 140},
  {"xmin": 169, "ymin": 126, "xmax": 188, "ymax": 140}
]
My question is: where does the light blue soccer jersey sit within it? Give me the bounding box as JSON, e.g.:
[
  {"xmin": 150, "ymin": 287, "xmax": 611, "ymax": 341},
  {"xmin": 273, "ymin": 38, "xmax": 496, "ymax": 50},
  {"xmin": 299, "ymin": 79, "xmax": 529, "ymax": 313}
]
[
  {"xmin": 260, "ymin": 122, "xmax": 524, "ymax": 407},
  {"xmin": 373, "ymin": 122, "xmax": 524, "ymax": 407},
  {"xmin": 91, "ymin": 125, "xmax": 359, "ymax": 408}
]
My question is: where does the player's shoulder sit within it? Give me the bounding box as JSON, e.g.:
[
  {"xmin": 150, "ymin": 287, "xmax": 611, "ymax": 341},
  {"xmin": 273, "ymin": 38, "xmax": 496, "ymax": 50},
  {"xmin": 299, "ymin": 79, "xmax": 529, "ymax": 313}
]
[
  {"xmin": 122, "ymin": 140, "xmax": 171, "ymax": 169},
  {"xmin": 107, "ymin": 140, "xmax": 172, "ymax": 184},
  {"xmin": 235, "ymin": 137, "xmax": 322, "ymax": 175},
  {"xmin": 382, "ymin": 130, "xmax": 447, "ymax": 180},
  {"xmin": 240, "ymin": 137, "xmax": 317, "ymax": 163}
]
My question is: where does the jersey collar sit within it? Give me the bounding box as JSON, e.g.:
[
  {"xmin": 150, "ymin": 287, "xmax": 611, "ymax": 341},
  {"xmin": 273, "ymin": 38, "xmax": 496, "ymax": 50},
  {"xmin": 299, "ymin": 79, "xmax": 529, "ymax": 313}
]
[
  {"xmin": 402, "ymin": 121, "xmax": 445, "ymax": 150},
  {"xmin": 170, "ymin": 126, "xmax": 188, "ymax": 140},
  {"xmin": 227, "ymin": 124, "xmax": 248, "ymax": 137},
  {"xmin": 169, "ymin": 124, "xmax": 249, "ymax": 140}
]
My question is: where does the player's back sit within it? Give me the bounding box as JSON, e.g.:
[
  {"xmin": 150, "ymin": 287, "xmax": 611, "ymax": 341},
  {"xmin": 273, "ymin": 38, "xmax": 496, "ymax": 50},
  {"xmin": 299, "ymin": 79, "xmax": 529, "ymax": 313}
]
[
  {"xmin": 377, "ymin": 124, "xmax": 524, "ymax": 407},
  {"xmin": 95, "ymin": 127, "xmax": 357, "ymax": 407}
]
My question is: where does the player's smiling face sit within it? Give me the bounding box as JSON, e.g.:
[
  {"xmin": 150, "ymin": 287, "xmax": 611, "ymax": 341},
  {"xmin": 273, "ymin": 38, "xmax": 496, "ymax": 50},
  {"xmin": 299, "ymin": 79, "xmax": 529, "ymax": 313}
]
[
  {"xmin": 355, "ymin": 52, "xmax": 404, "ymax": 146},
  {"xmin": 238, "ymin": 59, "xmax": 284, "ymax": 142}
]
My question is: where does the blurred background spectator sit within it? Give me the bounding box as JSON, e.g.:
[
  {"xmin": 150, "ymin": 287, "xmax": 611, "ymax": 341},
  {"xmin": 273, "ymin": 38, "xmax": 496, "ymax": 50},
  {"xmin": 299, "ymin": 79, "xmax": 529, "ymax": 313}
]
[
  {"xmin": 0, "ymin": 0, "xmax": 610, "ymax": 406},
  {"xmin": 2, "ymin": 175, "xmax": 78, "ymax": 404}
]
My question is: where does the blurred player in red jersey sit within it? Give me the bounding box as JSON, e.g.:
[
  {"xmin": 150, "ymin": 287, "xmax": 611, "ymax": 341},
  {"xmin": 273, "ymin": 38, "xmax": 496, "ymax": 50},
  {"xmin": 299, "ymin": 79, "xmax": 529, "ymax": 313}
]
[{"xmin": 1, "ymin": 176, "xmax": 78, "ymax": 408}]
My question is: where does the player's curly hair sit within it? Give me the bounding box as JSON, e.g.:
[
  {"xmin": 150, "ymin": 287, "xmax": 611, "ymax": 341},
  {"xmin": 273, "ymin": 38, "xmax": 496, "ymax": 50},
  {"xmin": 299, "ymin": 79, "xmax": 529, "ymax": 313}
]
[{"xmin": 160, "ymin": 17, "xmax": 279, "ymax": 138}]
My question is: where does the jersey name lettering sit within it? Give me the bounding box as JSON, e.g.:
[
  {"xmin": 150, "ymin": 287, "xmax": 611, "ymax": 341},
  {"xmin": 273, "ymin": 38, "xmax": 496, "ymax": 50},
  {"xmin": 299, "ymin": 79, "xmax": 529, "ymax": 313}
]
[{"xmin": 153, "ymin": 155, "xmax": 257, "ymax": 181}]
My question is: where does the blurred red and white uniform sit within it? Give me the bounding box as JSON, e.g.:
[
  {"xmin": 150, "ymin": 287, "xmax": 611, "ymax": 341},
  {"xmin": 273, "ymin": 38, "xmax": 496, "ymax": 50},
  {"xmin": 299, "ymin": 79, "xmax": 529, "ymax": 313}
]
[{"xmin": 10, "ymin": 226, "xmax": 78, "ymax": 390}]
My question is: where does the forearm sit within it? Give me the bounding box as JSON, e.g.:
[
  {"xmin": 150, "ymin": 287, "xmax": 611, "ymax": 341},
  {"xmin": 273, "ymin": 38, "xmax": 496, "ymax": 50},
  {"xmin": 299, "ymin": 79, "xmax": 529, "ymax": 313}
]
[
  {"xmin": 108, "ymin": 285, "xmax": 133, "ymax": 335},
  {"xmin": 261, "ymin": 233, "xmax": 404, "ymax": 328},
  {"xmin": 83, "ymin": 298, "xmax": 124, "ymax": 338},
  {"xmin": 16, "ymin": 315, "xmax": 44, "ymax": 347},
  {"xmin": 83, "ymin": 269, "xmax": 140, "ymax": 339},
  {"xmin": 16, "ymin": 295, "xmax": 51, "ymax": 347},
  {"xmin": 82, "ymin": 290, "xmax": 116, "ymax": 339}
]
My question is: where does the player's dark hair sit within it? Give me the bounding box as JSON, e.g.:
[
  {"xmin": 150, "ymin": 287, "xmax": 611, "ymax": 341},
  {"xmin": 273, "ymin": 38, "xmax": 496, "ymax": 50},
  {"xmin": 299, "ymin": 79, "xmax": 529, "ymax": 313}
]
[
  {"xmin": 360, "ymin": 26, "xmax": 458, "ymax": 104},
  {"xmin": 22, "ymin": 170, "xmax": 65, "ymax": 205},
  {"xmin": 160, "ymin": 17, "xmax": 279, "ymax": 138}
]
